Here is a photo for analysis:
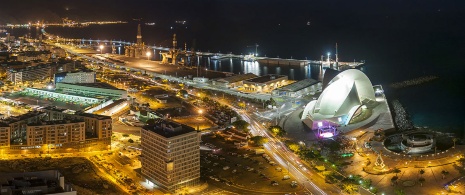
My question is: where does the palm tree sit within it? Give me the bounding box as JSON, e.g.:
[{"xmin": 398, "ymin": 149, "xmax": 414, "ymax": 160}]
[
  {"xmin": 442, "ymin": 170, "xmax": 449, "ymax": 179},
  {"xmin": 393, "ymin": 167, "xmax": 401, "ymax": 176},
  {"xmin": 391, "ymin": 176, "xmax": 399, "ymax": 186},
  {"xmin": 418, "ymin": 177, "xmax": 425, "ymax": 187},
  {"xmin": 419, "ymin": 169, "xmax": 425, "ymax": 177},
  {"xmin": 394, "ymin": 188, "xmax": 405, "ymax": 195}
]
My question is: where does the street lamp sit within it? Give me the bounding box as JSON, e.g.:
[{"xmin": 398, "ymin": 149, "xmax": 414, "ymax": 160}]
[
  {"xmin": 99, "ymin": 45, "xmax": 104, "ymax": 54},
  {"xmin": 146, "ymin": 51, "xmax": 151, "ymax": 60},
  {"xmin": 197, "ymin": 109, "xmax": 203, "ymax": 131}
]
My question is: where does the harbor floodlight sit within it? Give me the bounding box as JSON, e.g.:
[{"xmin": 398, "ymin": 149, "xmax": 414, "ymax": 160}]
[{"xmin": 99, "ymin": 45, "xmax": 104, "ymax": 54}]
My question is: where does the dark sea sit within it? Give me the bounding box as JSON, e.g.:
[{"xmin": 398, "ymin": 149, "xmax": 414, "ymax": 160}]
[{"xmin": 4, "ymin": 6, "xmax": 464, "ymax": 135}]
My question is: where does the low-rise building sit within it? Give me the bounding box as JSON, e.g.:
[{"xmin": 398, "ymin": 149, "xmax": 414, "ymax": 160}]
[
  {"xmin": 0, "ymin": 170, "xmax": 76, "ymax": 195},
  {"xmin": 16, "ymin": 51, "xmax": 51, "ymax": 62},
  {"xmin": 56, "ymin": 82, "xmax": 127, "ymax": 99},
  {"xmin": 211, "ymin": 73, "xmax": 258, "ymax": 88},
  {"xmin": 7, "ymin": 64, "xmax": 52, "ymax": 84},
  {"xmin": 242, "ymin": 74, "xmax": 288, "ymax": 93},
  {"xmin": 54, "ymin": 71, "xmax": 96, "ymax": 84}
]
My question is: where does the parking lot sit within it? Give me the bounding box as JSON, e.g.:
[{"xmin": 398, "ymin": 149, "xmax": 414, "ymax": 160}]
[{"xmin": 200, "ymin": 134, "xmax": 303, "ymax": 194}]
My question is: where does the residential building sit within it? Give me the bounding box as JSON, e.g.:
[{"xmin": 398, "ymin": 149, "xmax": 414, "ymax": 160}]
[
  {"xmin": 0, "ymin": 125, "xmax": 10, "ymax": 148},
  {"xmin": 42, "ymin": 107, "xmax": 113, "ymax": 140},
  {"xmin": 141, "ymin": 119, "xmax": 200, "ymax": 193},
  {"xmin": 26, "ymin": 120, "xmax": 85, "ymax": 146}
]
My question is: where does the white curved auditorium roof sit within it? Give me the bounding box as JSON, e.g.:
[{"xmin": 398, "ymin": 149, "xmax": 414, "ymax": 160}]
[{"xmin": 302, "ymin": 69, "xmax": 375, "ymax": 121}]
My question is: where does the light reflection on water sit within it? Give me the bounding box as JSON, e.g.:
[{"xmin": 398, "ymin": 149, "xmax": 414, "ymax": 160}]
[{"xmin": 202, "ymin": 57, "xmax": 325, "ymax": 81}]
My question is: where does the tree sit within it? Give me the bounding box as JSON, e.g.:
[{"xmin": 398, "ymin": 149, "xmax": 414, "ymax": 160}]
[
  {"xmin": 391, "ymin": 176, "xmax": 398, "ymax": 185},
  {"xmin": 238, "ymin": 101, "xmax": 246, "ymax": 109},
  {"xmin": 269, "ymin": 98, "xmax": 277, "ymax": 107},
  {"xmin": 453, "ymin": 138, "xmax": 458, "ymax": 148},
  {"xmin": 342, "ymin": 183, "xmax": 358, "ymax": 194},
  {"xmin": 250, "ymin": 136, "xmax": 268, "ymax": 146},
  {"xmin": 418, "ymin": 177, "xmax": 425, "ymax": 187},
  {"xmin": 442, "ymin": 170, "xmax": 449, "ymax": 179},
  {"xmin": 393, "ymin": 167, "xmax": 401, "ymax": 176},
  {"xmin": 177, "ymin": 90, "xmax": 188, "ymax": 98},
  {"xmin": 419, "ymin": 169, "xmax": 425, "ymax": 177},
  {"xmin": 232, "ymin": 120, "xmax": 250, "ymax": 132},
  {"xmin": 269, "ymin": 125, "xmax": 286, "ymax": 137},
  {"xmin": 128, "ymin": 139, "xmax": 134, "ymax": 143},
  {"xmin": 285, "ymin": 141, "xmax": 300, "ymax": 153},
  {"xmin": 394, "ymin": 188, "xmax": 405, "ymax": 195}
]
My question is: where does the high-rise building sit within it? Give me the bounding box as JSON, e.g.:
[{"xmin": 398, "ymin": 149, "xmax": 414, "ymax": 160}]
[{"xmin": 141, "ymin": 119, "xmax": 200, "ymax": 193}]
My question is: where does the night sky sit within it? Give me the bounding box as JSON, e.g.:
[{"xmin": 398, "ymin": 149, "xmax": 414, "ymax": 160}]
[{"xmin": 1, "ymin": 0, "xmax": 464, "ymax": 26}]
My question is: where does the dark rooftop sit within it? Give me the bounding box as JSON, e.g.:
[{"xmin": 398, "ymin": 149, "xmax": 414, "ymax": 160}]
[
  {"xmin": 275, "ymin": 78, "xmax": 320, "ymax": 92},
  {"xmin": 215, "ymin": 73, "xmax": 258, "ymax": 83},
  {"xmin": 143, "ymin": 118, "xmax": 196, "ymax": 138},
  {"xmin": 57, "ymin": 82, "xmax": 124, "ymax": 91},
  {"xmin": 28, "ymin": 118, "xmax": 84, "ymax": 126},
  {"xmin": 42, "ymin": 106, "xmax": 112, "ymax": 120},
  {"xmin": 244, "ymin": 74, "xmax": 287, "ymax": 83}
]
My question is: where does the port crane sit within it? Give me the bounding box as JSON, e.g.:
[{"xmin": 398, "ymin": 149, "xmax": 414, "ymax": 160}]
[{"xmin": 247, "ymin": 43, "xmax": 259, "ymax": 56}]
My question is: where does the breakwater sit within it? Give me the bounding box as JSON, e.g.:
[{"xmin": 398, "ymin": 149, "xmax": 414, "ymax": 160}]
[
  {"xmin": 391, "ymin": 99, "xmax": 414, "ymax": 131},
  {"xmin": 389, "ymin": 75, "xmax": 438, "ymax": 89}
]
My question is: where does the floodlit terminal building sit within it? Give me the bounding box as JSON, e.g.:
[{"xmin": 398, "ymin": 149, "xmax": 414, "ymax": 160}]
[
  {"xmin": 272, "ymin": 78, "xmax": 322, "ymax": 97},
  {"xmin": 141, "ymin": 119, "xmax": 200, "ymax": 193},
  {"xmin": 301, "ymin": 69, "xmax": 378, "ymax": 131},
  {"xmin": 242, "ymin": 74, "xmax": 288, "ymax": 93},
  {"xmin": 211, "ymin": 73, "xmax": 258, "ymax": 88}
]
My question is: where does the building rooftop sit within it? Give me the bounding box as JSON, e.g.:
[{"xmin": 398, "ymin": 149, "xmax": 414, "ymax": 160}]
[
  {"xmin": 93, "ymin": 99, "xmax": 127, "ymax": 115},
  {"xmin": 57, "ymin": 82, "xmax": 124, "ymax": 91},
  {"xmin": 215, "ymin": 73, "xmax": 258, "ymax": 83},
  {"xmin": 27, "ymin": 118, "xmax": 84, "ymax": 126},
  {"xmin": 42, "ymin": 106, "xmax": 112, "ymax": 120},
  {"xmin": 0, "ymin": 111, "xmax": 44, "ymax": 126},
  {"xmin": 8, "ymin": 63, "xmax": 51, "ymax": 72},
  {"xmin": 0, "ymin": 170, "xmax": 74, "ymax": 194},
  {"xmin": 244, "ymin": 74, "xmax": 287, "ymax": 83},
  {"xmin": 143, "ymin": 119, "xmax": 196, "ymax": 138},
  {"xmin": 275, "ymin": 78, "xmax": 320, "ymax": 92}
]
